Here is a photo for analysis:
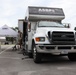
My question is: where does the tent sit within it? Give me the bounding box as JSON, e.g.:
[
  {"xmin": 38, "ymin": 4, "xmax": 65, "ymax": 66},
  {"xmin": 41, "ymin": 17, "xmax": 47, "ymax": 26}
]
[
  {"xmin": 0, "ymin": 25, "xmax": 18, "ymax": 37},
  {"xmin": 0, "ymin": 25, "xmax": 18, "ymax": 50}
]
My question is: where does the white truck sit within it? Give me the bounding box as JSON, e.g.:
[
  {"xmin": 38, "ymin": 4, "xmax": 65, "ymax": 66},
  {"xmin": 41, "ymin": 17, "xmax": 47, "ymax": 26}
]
[{"xmin": 19, "ymin": 6, "xmax": 76, "ymax": 63}]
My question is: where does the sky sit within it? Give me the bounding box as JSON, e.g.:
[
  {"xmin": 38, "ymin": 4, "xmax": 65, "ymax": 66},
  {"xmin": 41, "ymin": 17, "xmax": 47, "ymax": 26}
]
[{"xmin": 0, "ymin": 0, "xmax": 76, "ymax": 29}]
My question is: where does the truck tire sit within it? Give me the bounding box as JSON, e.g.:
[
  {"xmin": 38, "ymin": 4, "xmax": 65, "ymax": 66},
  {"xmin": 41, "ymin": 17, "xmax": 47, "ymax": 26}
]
[
  {"xmin": 33, "ymin": 43, "xmax": 42, "ymax": 63},
  {"xmin": 68, "ymin": 53, "xmax": 76, "ymax": 61}
]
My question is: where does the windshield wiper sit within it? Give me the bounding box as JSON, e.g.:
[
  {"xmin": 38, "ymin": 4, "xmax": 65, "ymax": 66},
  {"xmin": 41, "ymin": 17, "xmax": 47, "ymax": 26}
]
[
  {"xmin": 51, "ymin": 26, "xmax": 64, "ymax": 27},
  {"xmin": 39, "ymin": 26, "xmax": 64, "ymax": 28},
  {"xmin": 39, "ymin": 26, "xmax": 47, "ymax": 27}
]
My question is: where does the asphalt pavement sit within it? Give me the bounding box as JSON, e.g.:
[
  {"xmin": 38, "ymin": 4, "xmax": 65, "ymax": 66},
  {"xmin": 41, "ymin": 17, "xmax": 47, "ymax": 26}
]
[{"xmin": 0, "ymin": 45, "xmax": 76, "ymax": 75}]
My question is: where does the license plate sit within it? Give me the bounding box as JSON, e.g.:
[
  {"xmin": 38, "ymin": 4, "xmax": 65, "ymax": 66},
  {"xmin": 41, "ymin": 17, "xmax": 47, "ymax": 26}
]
[{"xmin": 61, "ymin": 51, "xmax": 68, "ymax": 54}]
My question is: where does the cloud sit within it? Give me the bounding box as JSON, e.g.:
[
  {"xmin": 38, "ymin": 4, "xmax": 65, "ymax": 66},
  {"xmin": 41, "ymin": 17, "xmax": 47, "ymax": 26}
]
[
  {"xmin": 47, "ymin": 0, "xmax": 76, "ymax": 29},
  {"xmin": 0, "ymin": 0, "xmax": 76, "ymax": 29},
  {"xmin": 0, "ymin": 0, "xmax": 51, "ymax": 27}
]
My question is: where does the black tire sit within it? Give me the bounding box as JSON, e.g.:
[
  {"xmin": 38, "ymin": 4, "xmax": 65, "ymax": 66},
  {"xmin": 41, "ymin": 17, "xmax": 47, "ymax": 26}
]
[
  {"xmin": 33, "ymin": 42, "xmax": 42, "ymax": 63},
  {"xmin": 68, "ymin": 53, "xmax": 76, "ymax": 61}
]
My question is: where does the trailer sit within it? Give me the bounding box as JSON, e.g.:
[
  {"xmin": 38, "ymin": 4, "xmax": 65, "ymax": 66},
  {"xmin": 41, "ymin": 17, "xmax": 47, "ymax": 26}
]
[{"xmin": 19, "ymin": 6, "xmax": 76, "ymax": 63}]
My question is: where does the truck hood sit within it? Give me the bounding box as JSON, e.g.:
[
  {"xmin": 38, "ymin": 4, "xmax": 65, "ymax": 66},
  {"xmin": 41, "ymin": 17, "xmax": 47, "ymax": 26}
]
[{"xmin": 36, "ymin": 27, "xmax": 75, "ymax": 34}]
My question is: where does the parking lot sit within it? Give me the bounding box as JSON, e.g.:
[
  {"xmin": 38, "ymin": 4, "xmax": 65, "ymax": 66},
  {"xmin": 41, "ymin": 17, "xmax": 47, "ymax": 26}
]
[{"xmin": 0, "ymin": 45, "xmax": 76, "ymax": 75}]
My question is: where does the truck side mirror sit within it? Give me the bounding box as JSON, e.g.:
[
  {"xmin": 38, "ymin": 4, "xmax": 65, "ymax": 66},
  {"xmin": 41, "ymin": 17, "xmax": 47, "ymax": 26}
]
[
  {"xmin": 63, "ymin": 23, "xmax": 71, "ymax": 28},
  {"xmin": 28, "ymin": 23, "xmax": 31, "ymax": 32},
  {"xmin": 67, "ymin": 24, "xmax": 70, "ymax": 28}
]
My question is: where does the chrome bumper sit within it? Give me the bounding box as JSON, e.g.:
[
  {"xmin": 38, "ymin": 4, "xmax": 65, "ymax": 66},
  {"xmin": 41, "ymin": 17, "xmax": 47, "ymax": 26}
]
[{"xmin": 36, "ymin": 45, "xmax": 76, "ymax": 54}]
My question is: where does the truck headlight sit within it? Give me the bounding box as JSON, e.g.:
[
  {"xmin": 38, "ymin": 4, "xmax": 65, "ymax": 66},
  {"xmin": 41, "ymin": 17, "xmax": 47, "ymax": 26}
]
[{"xmin": 35, "ymin": 37, "xmax": 45, "ymax": 42}]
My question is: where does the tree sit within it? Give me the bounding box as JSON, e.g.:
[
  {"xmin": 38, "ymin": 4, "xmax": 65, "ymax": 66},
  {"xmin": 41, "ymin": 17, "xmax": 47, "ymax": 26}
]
[
  {"xmin": 11, "ymin": 27, "xmax": 18, "ymax": 31},
  {"xmin": 15, "ymin": 27, "xmax": 18, "ymax": 30}
]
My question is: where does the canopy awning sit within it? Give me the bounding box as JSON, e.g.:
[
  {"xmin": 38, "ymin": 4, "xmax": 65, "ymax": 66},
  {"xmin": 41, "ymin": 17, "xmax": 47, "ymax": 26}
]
[{"xmin": 0, "ymin": 25, "xmax": 18, "ymax": 37}]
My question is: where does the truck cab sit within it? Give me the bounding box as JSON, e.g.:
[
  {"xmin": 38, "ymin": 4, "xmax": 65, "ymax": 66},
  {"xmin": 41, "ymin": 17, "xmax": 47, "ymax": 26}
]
[{"xmin": 24, "ymin": 6, "xmax": 76, "ymax": 63}]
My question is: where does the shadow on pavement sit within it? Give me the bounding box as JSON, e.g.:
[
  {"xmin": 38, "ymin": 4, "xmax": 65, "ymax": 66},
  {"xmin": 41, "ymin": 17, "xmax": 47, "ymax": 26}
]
[{"xmin": 41, "ymin": 56, "xmax": 76, "ymax": 65}]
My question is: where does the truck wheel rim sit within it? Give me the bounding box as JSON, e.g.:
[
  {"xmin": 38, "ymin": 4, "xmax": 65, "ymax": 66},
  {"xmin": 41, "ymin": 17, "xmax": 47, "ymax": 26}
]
[{"xmin": 33, "ymin": 47, "xmax": 36, "ymax": 60}]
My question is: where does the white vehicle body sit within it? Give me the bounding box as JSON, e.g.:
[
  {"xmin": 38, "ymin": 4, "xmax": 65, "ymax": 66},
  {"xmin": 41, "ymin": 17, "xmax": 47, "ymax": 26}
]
[
  {"xmin": 18, "ymin": 19, "xmax": 24, "ymax": 33},
  {"xmin": 22, "ymin": 6, "xmax": 76, "ymax": 63}
]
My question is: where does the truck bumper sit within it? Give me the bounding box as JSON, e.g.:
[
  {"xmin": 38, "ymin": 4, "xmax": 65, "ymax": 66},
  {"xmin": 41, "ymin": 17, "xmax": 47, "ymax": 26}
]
[{"xmin": 36, "ymin": 45, "xmax": 76, "ymax": 55}]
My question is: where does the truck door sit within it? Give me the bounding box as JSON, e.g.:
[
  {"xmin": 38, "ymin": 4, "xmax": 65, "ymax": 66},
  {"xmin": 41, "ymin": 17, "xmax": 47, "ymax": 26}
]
[{"xmin": 23, "ymin": 21, "xmax": 28, "ymax": 43}]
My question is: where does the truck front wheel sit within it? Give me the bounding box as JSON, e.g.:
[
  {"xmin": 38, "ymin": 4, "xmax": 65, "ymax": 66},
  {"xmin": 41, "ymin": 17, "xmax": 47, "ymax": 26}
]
[
  {"xmin": 33, "ymin": 43, "xmax": 42, "ymax": 63},
  {"xmin": 68, "ymin": 53, "xmax": 76, "ymax": 61}
]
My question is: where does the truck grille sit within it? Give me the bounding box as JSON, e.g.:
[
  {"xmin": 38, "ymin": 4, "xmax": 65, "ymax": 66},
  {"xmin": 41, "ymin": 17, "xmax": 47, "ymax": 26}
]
[{"xmin": 52, "ymin": 31, "xmax": 75, "ymax": 45}]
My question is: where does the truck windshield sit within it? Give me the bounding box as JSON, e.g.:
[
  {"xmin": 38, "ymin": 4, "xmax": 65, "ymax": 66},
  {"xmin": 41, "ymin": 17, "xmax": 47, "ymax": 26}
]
[{"xmin": 38, "ymin": 21, "xmax": 64, "ymax": 28}]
